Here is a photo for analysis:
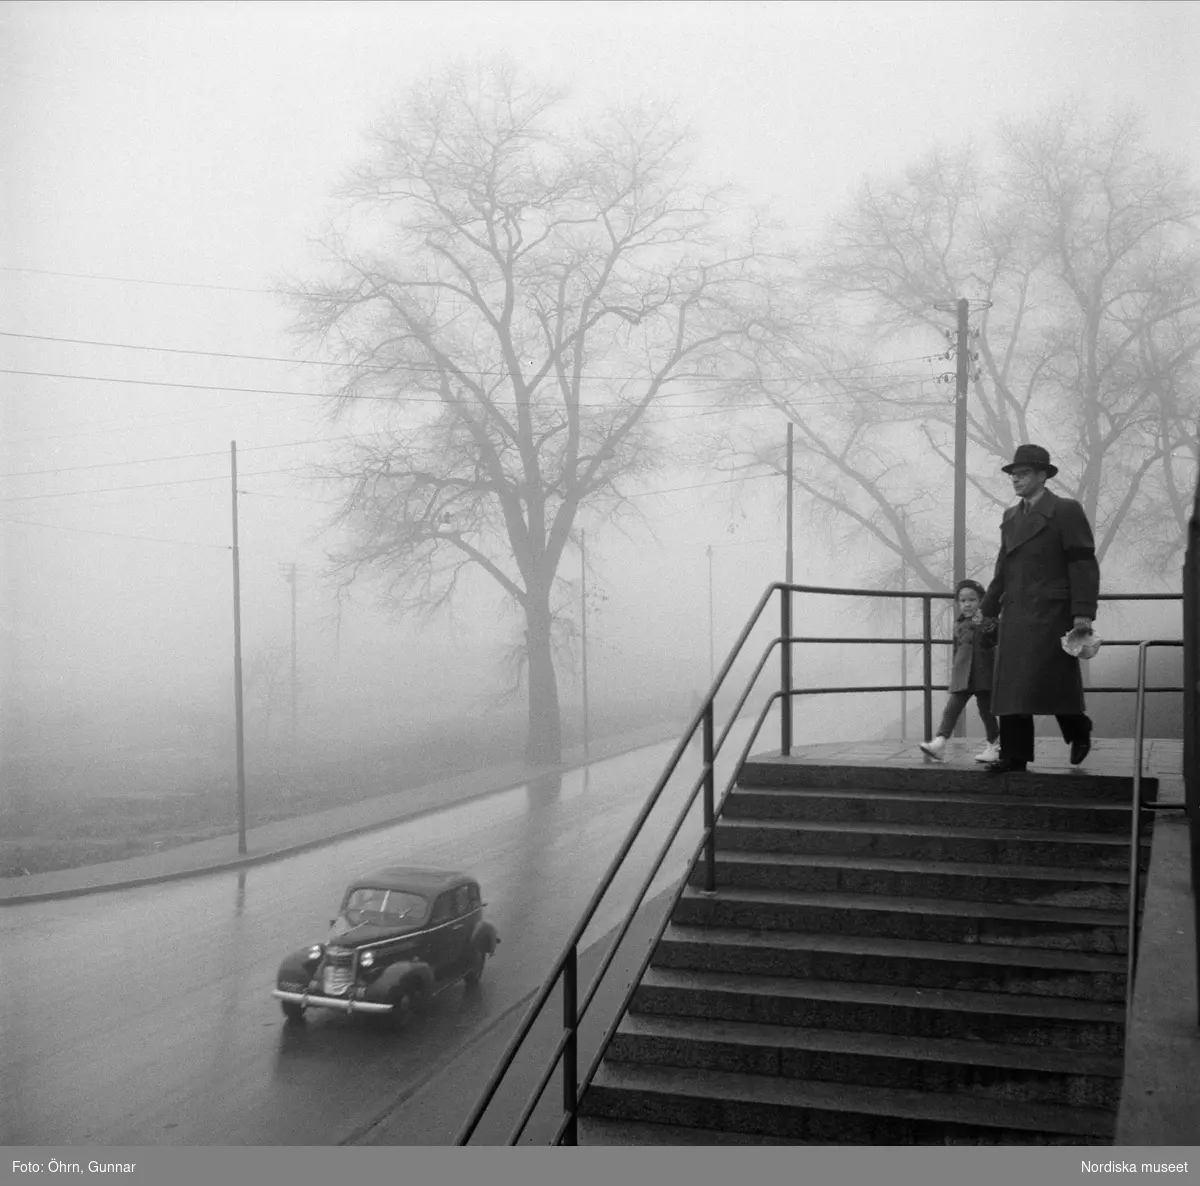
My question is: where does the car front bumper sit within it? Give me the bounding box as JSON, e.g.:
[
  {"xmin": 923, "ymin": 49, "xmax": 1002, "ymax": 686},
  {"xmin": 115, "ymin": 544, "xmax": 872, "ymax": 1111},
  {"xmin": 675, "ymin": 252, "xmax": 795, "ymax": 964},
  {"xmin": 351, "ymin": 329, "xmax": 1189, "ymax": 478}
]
[{"xmin": 272, "ymin": 988, "xmax": 393, "ymax": 1014}]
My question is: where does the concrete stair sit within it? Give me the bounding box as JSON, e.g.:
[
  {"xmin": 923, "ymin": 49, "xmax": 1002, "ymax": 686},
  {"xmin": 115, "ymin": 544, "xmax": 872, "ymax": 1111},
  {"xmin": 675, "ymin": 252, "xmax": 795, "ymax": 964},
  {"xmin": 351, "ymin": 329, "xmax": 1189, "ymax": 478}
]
[{"xmin": 577, "ymin": 756, "xmax": 1152, "ymax": 1145}]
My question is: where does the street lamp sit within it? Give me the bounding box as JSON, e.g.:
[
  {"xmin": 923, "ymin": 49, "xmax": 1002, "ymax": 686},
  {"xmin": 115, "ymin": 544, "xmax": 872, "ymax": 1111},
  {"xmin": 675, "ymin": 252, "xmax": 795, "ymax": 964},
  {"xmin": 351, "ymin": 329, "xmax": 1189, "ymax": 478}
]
[{"xmin": 580, "ymin": 529, "xmax": 590, "ymax": 758}]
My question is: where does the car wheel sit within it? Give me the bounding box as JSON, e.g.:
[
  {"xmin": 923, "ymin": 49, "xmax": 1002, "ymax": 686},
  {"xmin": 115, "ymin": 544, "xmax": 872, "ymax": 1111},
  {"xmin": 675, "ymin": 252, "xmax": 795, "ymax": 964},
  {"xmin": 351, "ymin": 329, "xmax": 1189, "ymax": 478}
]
[
  {"xmin": 281, "ymin": 1000, "xmax": 306, "ymax": 1023},
  {"xmin": 464, "ymin": 946, "xmax": 487, "ymax": 987}
]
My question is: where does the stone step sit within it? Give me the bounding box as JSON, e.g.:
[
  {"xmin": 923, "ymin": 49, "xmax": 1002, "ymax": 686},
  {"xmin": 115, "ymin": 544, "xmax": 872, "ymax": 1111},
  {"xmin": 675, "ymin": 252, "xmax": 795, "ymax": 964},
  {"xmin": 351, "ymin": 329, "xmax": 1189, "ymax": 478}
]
[
  {"xmin": 630, "ymin": 967, "xmax": 1125, "ymax": 1050},
  {"xmin": 577, "ymin": 1117, "xmax": 813, "ymax": 1145},
  {"xmin": 692, "ymin": 850, "xmax": 1129, "ymax": 910},
  {"xmin": 715, "ymin": 816, "xmax": 1148, "ymax": 870},
  {"xmin": 738, "ymin": 758, "xmax": 1153, "ymax": 805},
  {"xmin": 579, "ymin": 1062, "xmax": 1114, "ymax": 1143},
  {"xmin": 722, "ymin": 786, "xmax": 1134, "ymax": 833},
  {"xmin": 671, "ymin": 885, "xmax": 1128, "ymax": 953},
  {"xmin": 652, "ymin": 923, "xmax": 1128, "ymax": 1000},
  {"xmin": 606, "ymin": 1013, "xmax": 1123, "ymax": 1109}
]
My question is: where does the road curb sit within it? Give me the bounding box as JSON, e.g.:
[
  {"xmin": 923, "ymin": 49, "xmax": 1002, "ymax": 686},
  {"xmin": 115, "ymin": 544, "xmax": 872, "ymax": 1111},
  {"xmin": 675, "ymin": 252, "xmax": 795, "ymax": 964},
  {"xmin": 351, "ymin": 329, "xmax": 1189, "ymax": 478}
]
[{"xmin": 0, "ymin": 726, "xmax": 687, "ymax": 907}]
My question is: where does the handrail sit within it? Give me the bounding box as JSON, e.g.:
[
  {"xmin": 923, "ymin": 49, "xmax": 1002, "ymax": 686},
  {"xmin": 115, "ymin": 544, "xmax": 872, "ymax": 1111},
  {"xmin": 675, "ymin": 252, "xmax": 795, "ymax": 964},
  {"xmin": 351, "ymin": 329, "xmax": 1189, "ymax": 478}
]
[
  {"xmin": 1126, "ymin": 639, "xmax": 1186, "ymax": 1037},
  {"xmin": 457, "ymin": 582, "xmax": 1185, "ymax": 1146},
  {"xmin": 454, "ymin": 579, "xmax": 785, "ymax": 1145}
]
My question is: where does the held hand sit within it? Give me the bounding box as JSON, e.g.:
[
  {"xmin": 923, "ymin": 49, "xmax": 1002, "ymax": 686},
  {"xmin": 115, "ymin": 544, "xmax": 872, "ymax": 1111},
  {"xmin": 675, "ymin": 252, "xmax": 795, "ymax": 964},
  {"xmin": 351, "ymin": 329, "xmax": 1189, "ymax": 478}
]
[{"xmin": 1070, "ymin": 617, "xmax": 1093, "ymax": 637}]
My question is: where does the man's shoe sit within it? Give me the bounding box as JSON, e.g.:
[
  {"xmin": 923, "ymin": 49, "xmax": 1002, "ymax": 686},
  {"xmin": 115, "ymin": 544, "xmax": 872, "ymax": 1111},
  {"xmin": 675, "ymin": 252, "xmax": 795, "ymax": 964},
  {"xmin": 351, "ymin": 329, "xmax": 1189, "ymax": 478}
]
[
  {"xmin": 985, "ymin": 757, "xmax": 1028, "ymax": 774},
  {"xmin": 919, "ymin": 736, "xmax": 947, "ymax": 762},
  {"xmin": 974, "ymin": 742, "xmax": 1000, "ymax": 764},
  {"xmin": 1070, "ymin": 735, "xmax": 1091, "ymax": 766}
]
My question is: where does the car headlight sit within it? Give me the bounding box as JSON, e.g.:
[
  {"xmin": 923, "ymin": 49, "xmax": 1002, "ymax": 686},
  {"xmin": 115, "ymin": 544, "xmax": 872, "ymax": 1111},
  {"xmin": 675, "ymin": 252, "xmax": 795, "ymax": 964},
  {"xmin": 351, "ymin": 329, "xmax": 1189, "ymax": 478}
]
[
  {"xmin": 308, "ymin": 945, "xmax": 323, "ymax": 961},
  {"xmin": 359, "ymin": 951, "xmax": 375, "ymax": 968}
]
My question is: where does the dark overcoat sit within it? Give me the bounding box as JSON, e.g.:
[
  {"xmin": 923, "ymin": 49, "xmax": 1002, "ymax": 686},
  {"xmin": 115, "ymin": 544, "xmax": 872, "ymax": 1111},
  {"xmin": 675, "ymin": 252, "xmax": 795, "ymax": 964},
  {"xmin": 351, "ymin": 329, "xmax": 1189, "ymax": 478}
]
[
  {"xmin": 948, "ymin": 614, "xmax": 997, "ymax": 694},
  {"xmin": 980, "ymin": 489, "xmax": 1100, "ymax": 716}
]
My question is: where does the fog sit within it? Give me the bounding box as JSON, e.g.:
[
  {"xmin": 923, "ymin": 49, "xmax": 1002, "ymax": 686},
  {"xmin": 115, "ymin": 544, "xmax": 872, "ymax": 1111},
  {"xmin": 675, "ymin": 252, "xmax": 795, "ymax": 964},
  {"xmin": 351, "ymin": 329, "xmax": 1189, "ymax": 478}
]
[{"xmin": 3, "ymin": 2, "xmax": 1198, "ymax": 832}]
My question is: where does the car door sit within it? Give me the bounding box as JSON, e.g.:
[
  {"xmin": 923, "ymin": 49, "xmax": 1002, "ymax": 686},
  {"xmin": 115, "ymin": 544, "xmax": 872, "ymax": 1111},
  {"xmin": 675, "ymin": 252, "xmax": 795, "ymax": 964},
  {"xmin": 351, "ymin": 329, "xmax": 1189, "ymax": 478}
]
[
  {"xmin": 445, "ymin": 884, "xmax": 475, "ymax": 974},
  {"xmin": 426, "ymin": 891, "xmax": 457, "ymax": 979}
]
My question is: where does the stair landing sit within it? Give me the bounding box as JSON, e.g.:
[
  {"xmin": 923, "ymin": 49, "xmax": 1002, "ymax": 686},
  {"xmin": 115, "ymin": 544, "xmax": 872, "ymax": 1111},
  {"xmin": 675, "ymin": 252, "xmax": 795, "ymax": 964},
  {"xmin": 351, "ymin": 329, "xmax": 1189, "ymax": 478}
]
[{"xmin": 751, "ymin": 737, "xmax": 1181, "ymax": 794}]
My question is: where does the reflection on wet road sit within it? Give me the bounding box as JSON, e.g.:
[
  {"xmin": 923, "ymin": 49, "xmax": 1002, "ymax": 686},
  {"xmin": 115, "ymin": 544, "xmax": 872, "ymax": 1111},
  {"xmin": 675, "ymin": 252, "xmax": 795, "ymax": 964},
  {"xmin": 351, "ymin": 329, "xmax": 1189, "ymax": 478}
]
[{"xmin": 0, "ymin": 724, "xmax": 755, "ymax": 1144}]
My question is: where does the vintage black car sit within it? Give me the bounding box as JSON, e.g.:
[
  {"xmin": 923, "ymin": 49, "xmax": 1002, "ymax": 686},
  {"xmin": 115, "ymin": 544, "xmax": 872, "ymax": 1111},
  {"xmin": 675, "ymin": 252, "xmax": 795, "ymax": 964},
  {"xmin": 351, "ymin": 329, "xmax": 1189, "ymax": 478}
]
[{"xmin": 272, "ymin": 866, "xmax": 500, "ymax": 1026}]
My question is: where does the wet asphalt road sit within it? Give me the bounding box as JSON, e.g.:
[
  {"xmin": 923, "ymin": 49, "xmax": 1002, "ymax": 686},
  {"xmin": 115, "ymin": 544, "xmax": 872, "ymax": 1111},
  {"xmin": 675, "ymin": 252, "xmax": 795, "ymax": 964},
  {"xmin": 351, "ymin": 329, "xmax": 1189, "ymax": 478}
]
[{"xmin": 1, "ymin": 727, "xmax": 754, "ymax": 1145}]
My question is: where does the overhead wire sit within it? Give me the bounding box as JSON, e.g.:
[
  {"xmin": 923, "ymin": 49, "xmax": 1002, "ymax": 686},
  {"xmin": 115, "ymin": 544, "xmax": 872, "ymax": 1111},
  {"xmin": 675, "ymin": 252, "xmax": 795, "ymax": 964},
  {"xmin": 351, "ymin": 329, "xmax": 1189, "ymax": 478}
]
[
  {"xmin": 0, "ymin": 515, "xmax": 230, "ymax": 550},
  {"xmin": 0, "ymin": 264, "xmax": 273, "ymax": 295},
  {"xmin": 0, "ymin": 328, "xmax": 946, "ymax": 382}
]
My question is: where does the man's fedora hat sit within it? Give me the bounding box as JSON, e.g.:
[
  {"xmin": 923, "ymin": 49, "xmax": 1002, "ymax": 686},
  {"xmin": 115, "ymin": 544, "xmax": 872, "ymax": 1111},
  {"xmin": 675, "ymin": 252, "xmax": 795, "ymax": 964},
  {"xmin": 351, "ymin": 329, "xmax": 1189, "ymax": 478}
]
[{"xmin": 1001, "ymin": 444, "xmax": 1058, "ymax": 478}]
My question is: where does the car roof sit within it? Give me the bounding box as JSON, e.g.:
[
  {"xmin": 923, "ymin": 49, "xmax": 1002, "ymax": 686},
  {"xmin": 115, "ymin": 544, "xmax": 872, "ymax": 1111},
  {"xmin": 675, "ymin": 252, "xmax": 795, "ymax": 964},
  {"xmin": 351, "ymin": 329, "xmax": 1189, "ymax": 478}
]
[{"xmin": 345, "ymin": 866, "xmax": 474, "ymax": 896}]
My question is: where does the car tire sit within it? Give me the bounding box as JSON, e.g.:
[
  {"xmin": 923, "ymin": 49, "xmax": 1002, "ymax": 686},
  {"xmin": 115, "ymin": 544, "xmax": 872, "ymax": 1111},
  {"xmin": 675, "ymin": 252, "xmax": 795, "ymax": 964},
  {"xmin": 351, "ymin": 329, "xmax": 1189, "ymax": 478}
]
[
  {"xmin": 464, "ymin": 946, "xmax": 487, "ymax": 987},
  {"xmin": 281, "ymin": 1000, "xmax": 306, "ymax": 1023}
]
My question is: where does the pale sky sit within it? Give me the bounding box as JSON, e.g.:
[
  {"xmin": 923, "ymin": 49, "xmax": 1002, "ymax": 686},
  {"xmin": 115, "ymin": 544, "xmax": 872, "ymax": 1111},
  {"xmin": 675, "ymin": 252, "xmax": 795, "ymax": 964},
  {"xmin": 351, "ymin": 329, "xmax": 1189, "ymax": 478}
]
[{"xmin": 2, "ymin": 0, "xmax": 1197, "ymax": 733}]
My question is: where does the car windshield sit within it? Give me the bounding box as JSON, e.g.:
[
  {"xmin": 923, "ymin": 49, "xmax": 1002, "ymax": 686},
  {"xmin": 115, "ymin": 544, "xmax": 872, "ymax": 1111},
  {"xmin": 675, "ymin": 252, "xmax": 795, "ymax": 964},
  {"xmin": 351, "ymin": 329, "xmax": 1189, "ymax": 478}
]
[{"xmin": 341, "ymin": 887, "xmax": 429, "ymax": 927}]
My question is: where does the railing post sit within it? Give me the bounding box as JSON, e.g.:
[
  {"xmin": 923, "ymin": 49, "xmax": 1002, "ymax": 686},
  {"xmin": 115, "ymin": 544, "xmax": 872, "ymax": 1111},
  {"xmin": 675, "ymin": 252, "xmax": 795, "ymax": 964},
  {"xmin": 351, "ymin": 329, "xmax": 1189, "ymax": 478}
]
[
  {"xmin": 781, "ymin": 586, "xmax": 793, "ymax": 756},
  {"xmin": 1126, "ymin": 642, "xmax": 1150, "ymax": 1036},
  {"xmin": 703, "ymin": 700, "xmax": 716, "ymax": 893},
  {"xmin": 562, "ymin": 946, "xmax": 578, "ymax": 1146},
  {"xmin": 922, "ymin": 595, "xmax": 933, "ymax": 743}
]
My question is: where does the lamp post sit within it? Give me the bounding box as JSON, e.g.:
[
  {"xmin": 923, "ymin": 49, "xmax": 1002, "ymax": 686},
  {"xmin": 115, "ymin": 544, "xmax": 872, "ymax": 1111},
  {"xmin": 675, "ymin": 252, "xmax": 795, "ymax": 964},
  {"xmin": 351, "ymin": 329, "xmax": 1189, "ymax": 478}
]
[
  {"xmin": 580, "ymin": 529, "xmax": 590, "ymax": 759},
  {"xmin": 707, "ymin": 543, "xmax": 714, "ymax": 686}
]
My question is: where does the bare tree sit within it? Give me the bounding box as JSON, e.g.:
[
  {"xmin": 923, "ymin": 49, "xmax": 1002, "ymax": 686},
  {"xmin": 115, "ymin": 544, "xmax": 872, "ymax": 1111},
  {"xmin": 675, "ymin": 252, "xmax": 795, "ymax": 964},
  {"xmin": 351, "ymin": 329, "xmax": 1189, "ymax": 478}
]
[
  {"xmin": 288, "ymin": 62, "xmax": 788, "ymax": 762},
  {"xmin": 747, "ymin": 104, "xmax": 1200, "ymax": 589}
]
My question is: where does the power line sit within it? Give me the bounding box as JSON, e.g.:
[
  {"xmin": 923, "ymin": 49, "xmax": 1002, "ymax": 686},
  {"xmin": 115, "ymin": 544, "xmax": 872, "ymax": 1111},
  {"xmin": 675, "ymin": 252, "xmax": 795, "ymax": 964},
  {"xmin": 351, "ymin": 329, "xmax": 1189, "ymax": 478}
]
[
  {"xmin": 0, "ymin": 330, "xmax": 337, "ymax": 370},
  {"xmin": 0, "ymin": 365, "xmax": 942, "ymax": 408},
  {"xmin": 0, "ymin": 328, "xmax": 944, "ymax": 383},
  {"xmin": 0, "ymin": 515, "xmax": 230, "ymax": 550},
  {"xmin": 0, "ymin": 431, "xmax": 394, "ymax": 479},
  {"xmin": 0, "ymin": 265, "xmax": 273, "ymax": 295},
  {"xmin": 0, "ymin": 466, "xmax": 305, "ymax": 503}
]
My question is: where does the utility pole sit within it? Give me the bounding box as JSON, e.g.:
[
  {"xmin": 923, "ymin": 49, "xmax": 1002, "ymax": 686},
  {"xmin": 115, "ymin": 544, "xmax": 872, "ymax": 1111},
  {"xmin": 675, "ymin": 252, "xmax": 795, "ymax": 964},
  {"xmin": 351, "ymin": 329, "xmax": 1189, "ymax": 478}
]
[
  {"xmin": 707, "ymin": 544, "xmax": 714, "ymax": 686},
  {"xmin": 785, "ymin": 421, "xmax": 794, "ymax": 584},
  {"xmin": 230, "ymin": 442, "xmax": 247, "ymax": 855},
  {"xmin": 934, "ymin": 296, "xmax": 990, "ymax": 739},
  {"xmin": 280, "ymin": 562, "xmax": 298, "ymax": 737},
  {"xmin": 953, "ymin": 297, "xmax": 969, "ymax": 587},
  {"xmin": 900, "ymin": 509, "xmax": 908, "ymax": 741},
  {"xmin": 580, "ymin": 529, "xmax": 589, "ymax": 759},
  {"xmin": 933, "ymin": 296, "xmax": 991, "ymax": 586}
]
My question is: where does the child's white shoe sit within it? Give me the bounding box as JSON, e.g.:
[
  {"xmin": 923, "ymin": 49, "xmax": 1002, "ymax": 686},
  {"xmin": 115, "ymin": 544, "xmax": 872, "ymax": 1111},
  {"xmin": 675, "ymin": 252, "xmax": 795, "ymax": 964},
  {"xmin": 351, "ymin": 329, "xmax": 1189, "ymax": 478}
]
[
  {"xmin": 974, "ymin": 742, "xmax": 1000, "ymax": 764},
  {"xmin": 919, "ymin": 736, "xmax": 947, "ymax": 762}
]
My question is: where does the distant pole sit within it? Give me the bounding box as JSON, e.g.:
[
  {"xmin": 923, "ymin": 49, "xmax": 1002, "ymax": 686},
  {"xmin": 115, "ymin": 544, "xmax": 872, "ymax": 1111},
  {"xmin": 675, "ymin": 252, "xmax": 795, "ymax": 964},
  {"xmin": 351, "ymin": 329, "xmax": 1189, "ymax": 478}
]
[
  {"xmin": 581, "ymin": 529, "xmax": 589, "ymax": 758},
  {"xmin": 230, "ymin": 442, "xmax": 247, "ymax": 855},
  {"xmin": 287, "ymin": 563, "xmax": 298, "ymax": 736},
  {"xmin": 900, "ymin": 510, "xmax": 908, "ymax": 741},
  {"xmin": 707, "ymin": 544, "xmax": 714, "ymax": 685},
  {"xmin": 786, "ymin": 421, "xmax": 794, "ymax": 584},
  {"xmin": 954, "ymin": 296, "xmax": 969, "ymax": 588}
]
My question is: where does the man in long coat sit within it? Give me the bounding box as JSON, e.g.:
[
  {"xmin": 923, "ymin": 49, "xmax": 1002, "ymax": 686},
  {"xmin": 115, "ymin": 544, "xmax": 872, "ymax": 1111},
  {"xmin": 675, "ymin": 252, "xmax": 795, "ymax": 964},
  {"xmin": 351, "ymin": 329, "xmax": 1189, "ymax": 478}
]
[{"xmin": 979, "ymin": 445, "xmax": 1100, "ymax": 773}]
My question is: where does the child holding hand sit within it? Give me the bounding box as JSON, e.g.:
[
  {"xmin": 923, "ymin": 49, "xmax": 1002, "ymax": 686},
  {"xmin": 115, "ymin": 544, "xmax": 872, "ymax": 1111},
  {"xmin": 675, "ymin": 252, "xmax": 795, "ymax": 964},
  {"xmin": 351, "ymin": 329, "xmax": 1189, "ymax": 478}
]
[{"xmin": 919, "ymin": 579, "xmax": 1000, "ymax": 763}]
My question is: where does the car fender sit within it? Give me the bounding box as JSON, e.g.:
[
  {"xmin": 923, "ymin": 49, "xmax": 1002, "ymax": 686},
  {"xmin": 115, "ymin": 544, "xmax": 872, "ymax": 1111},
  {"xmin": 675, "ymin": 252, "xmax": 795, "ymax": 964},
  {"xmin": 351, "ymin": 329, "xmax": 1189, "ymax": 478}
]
[
  {"xmin": 276, "ymin": 947, "xmax": 321, "ymax": 990},
  {"xmin": 368, "ymin": 959, "xmax": 435, "ymax": 1001},
  {"xmin": 469, "ymin": 920, "xmax": 500, "ymax": 955}
]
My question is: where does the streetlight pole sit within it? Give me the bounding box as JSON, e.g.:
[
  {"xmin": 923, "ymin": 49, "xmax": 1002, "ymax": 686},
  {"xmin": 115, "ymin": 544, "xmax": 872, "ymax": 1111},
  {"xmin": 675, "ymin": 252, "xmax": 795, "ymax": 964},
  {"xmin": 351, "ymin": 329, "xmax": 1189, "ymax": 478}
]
[
  {"xmin": 229, "ymin": 442, "xmax": 247, "ymax": 855},
  {"xmin": 581, "ymin": 529, "xmax": 589, "ymax": 758},
  {"xmin": 279, "ymin": 562, "xmax": 298, "ymax": 737},
  {"xmin": 707, "ymin": 543, "xmax": 714, "ymax": 686},
  {"xmin": 900, "ymin": 509, "xmax": 908, "ymax": 741}
]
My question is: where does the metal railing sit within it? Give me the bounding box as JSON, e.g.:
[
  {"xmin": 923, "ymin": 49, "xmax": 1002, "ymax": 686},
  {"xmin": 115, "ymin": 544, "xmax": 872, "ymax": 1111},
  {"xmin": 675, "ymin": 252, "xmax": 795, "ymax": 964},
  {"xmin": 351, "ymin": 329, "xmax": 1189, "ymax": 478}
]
[
  {"xmin": 1126, "ymin": 639, "xmax": 1187, "ymax": 1036},
  {"xmin": 456, "ymin": 583, "xmax": 1186, "ymax": 1145}
]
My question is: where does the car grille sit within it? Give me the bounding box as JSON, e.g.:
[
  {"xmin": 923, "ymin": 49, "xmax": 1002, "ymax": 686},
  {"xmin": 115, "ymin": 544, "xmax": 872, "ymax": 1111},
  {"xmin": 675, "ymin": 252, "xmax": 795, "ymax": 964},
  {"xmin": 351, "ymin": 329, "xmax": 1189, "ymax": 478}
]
[{"xmin": 322, "ymin": 948, "xmax": 355, "ymax": 996}]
